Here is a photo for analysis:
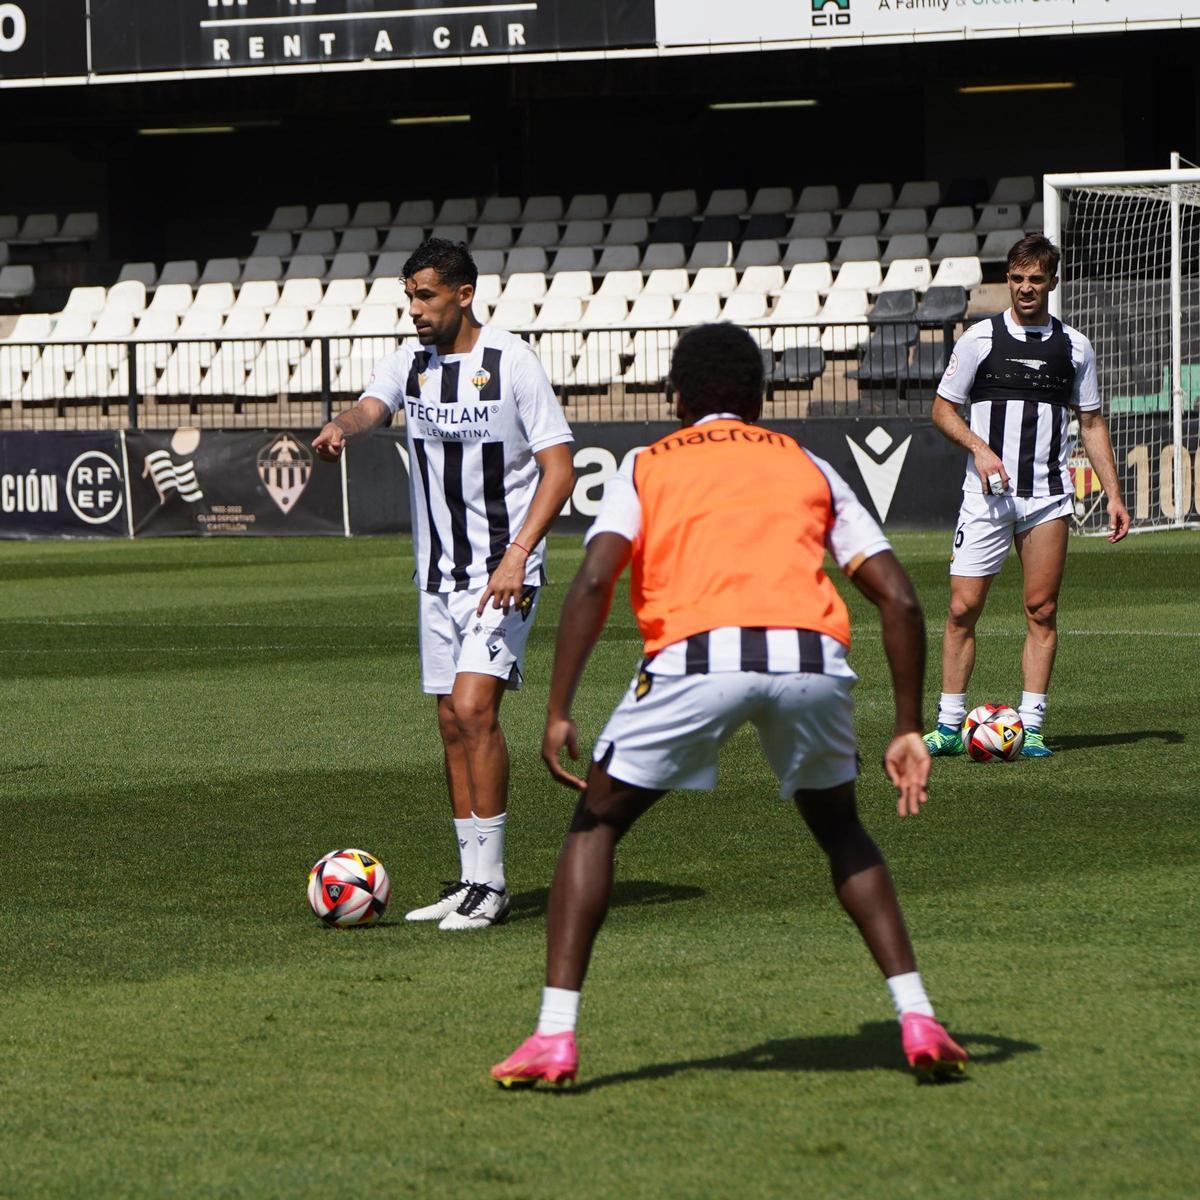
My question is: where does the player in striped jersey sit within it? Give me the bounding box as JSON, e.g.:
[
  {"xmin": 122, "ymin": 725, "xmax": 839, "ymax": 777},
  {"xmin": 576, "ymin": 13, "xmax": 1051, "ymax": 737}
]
[
  {"xmin": 313, "ymin": 240, "xmax": 575, "ymax": 929},
  {"xmin": 924, "ymin": 235, "xmax": 1129, "ymax": 758},
  {"xmin": 491, "ymin": 324, "xmax": 967, "ymax": 1088}
]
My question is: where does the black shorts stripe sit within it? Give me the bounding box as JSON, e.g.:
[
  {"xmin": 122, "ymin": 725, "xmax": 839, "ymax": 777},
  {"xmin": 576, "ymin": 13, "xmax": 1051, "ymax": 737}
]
[
  {"xmin": 685, "ymin": 633, "xmax": 710, "ymax": 674},
  {"xmin": 411, "ymin": 439, "xmax": 444, "ymax": 593},
  {"xmin": 740, "ymin": 628, "xmax": 769, "ymax": 672},
  {"xmin": 1017, "ymin": 401, "xmax": 1040, "ymax": 496},
  {"xmin": 798, "ymin": 630, "xmax": 824, "ymax": 674}
]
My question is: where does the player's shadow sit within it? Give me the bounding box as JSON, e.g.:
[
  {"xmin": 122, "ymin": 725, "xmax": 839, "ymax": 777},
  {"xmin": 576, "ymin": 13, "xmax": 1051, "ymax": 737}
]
[
  {"xmin": 567, "ymin": 1022, "xmax": 1039, "ymax": 1092},
  {"xmin": 1050, "ymin": 729, "xmax": 1184, "ymax": 752},
  {"xmin": 509, "ymin": 879, "xmax": 705, "ymax": 922}
]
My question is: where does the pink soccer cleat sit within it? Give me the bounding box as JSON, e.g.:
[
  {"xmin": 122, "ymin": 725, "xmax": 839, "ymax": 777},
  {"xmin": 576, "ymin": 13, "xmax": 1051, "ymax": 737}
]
[
  {"xmin": 491, "ymin": 1031, "xmax": 578, "ymax": 1089},
  {"xmin": 901, "ymin": 1013, "xmax": 968, "ymax": 1080}
]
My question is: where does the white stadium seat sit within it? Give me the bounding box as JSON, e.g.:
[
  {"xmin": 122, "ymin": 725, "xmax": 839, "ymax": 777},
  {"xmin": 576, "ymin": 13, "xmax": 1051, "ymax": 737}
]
[
  {"xmin": 503, "ymin": 247, "xmax": 548, "ymax": 278},
  {"xmin": 606, "ymin": 218, "xmax": 649, "ymax": 246},
  {"xmin": 929, "ymin": 206, "xmax": 975, "ymax": 235},
  {"xmin": 264, "ymin": 205, "xmax": 307, "ymax": 232},
  {"xmin": 50, "ymin": 314, "xmax": 94, "ymax": 342},
  {"xmin": 308, "ymin": 203, "xmax": 350, "ymax": 230},
  {"xmin": 559, "ymin": 220, "xmax": 605, "ymax": 247},
  {"xmin": 720, "ymin": 293, "xmax": 768, "ymax": 324},
  {"xmin": 545, "ymin": 270, "xmax": 593, "ymax": 299},
  {"xmin": 350, "ymin": 305, "xmax": 401, "ymax": 334},
  {"xmin": 979, "ymin": 229, "xmax": 1024, "ymax": 262},
  {"xmin": 641, "ymin": 243, "xmax": 686, "ymax": 272},
  {"xmin": 845, "ymin": 183, "xmax": 894, "ymax": 211},
  {"xmin": 255, "ymin": 231, "xmax": 293, "ymax": 258},
  {"xmin": 671, "ymin": 293, "xmax": 720, "ymax": 326},
  {"xmin": 882, "ymin": 234, "xmax": 931, "ymax": 266},
  {"xmin": 976, "ymin": 204, "xmax": 1023, "ymax": 233},
  {"xmin": 547, "ymin": 249, "xmax": 595, "ymax": 276},
  {"xmin": 610, "ymin": 192, "xmax": 653, "ymax": 219},
  {"xmin": 595, "ymin": 270, "xmax": 644, "ymax": 300},
  {"xmin": 788, "ymin": 212, "xmax": 834, "ymax": 239},
  {"xmin": 625, "ymin": 294, "xmax": 674, "ymax": 326},
  {"xmin": 339, "ymin": 228, "xmax": 380, "ymax": 255},
  {"xmin": 294, "ymin": 230, "xmax": 335, "ymax": 257},
  {"xmin": 750, "ymin": 186, "xmax": 794, "ymax": 215},
  {"xmin": 436, "ymin": 198, "xmax": 478, "ymax": 224},
  {"xmin": 348, "ymin": 200, "xmax": 392, "ymax": 228},
  {"xmin": 62, "ymin": 286, "xmax": 106, "ymax": 316},
  {"xmin": 479, "ymin": 196, "xmax": 521, "ymax": 224},
  {"xmin": 159, "ymin": 260, "xmax": 199, "ymax": 287},
  {"xmin": 704, "ymin": 188, "xmax": 748, "ymax": 217},
  {"xmin": 989, "ymin": 175, "xmax": 1036, "ymax": 205},
  {"xmin": 643, "ymin": 268, "xmax": 689, "ymax": 297},
  {"xmin": 931, "ymin": 256, "xmax": 984, "ymax": 289},
  {"xmin": 596, "ymin": 245, "xmax": 640, "ymax": 274},
  {"xmin": 325, "ymin": 252, "xmax": 371, "ymax": 282},
  {"xmin": 769, "ymin": 291, "xmax": 821, "ymax": 323},
  {"xmin": 48, "ymin": 211, "xmax": 99, "ymax": 244},
  {"xmin": 191, "ymin": 282, "xmax": 236, "ymax": 313},
  {"xmin": 306, "ymin": 306, "xmax": 354, "ymax": 336},
  {"xmin": 321, "ymin": 278, "xmax": 367, "ymax": 308},
  {"xmin": 893, "ymin": 181, "xmax": 941, "ymax": 209},
  {"xmin": 882, "ymin": 208, "xmax": 928, "ymax": 237},
  {"xmin": 930, "ymin": 232, "xmax": 979, "ymax": 263},
  {"xmin": 735, "ymin": 240, "xmax": 783, "ymax": 270},
  {"xmin": 782, "ymin": 239, "xmax": 830, "ymax": 268},
  {"xmin": 501, "ymin": 272, "xmax": 548, "ymax": 301},
  {"xmin": 489, "ymin": 298, "xmax": 536, "ymax": 330},
  {"xmin": 234, "ymin": 280, "xmax": 279, "ymax": 310},
  {"xmin": 834, "ymin": 210, "xmax": 881, "ymax": 238},
  {"xmin": 832, "ymin": 260, "xmax": 883, "ymax": 292},
  {"xmin": 737, "ymin": 265, "xmax": 784, "ymax": 295},
  {"xmin": 564, "ymin": 194, "xmax": 608, "ymax": 221},
  {"xmin": 394, "ymin": 199, "xmax": 435, "ymax": 225},
  {"xmin": 795, "ymin": 185, "xmax": 839, "ymax": 212},
  {"xmin": 473, "ymin": 273, "xmax": 503, "ymax": 303},
  {"xmin": 689, "ymin": 267, "xmax": 737, "ymax": 297},
  {"xmin": 687, "ymin": 241, "xmax": 733, "ymax": 270},
  {"xmin": 517, "ymin": 221, "xmax": 560, "ymax": 249},
  {"xmin": 579, "ymin": 296, "xmax": 629, "ymax": 327},
  {"xmin": 117, "ymin": 262, "xmax": 158, "ymax": 289},
  {"xmin": 278, "ymin": 278, "xmax": 324, "ymax": 309},
  {"xmin": 878, "ymin": 258, "xmax": 932, "ymax": 293},
  {"xmin": 244, "ymin": 255, "xmax": 286, "ymax": 282},
  {"xmin": 783, "ymin": 262, "xmax": 834, "ymax": 293},
  {"xmin": 105, "ymin": 280, "xmax": 147, "ymax": 315},
  {"xmin": 531, "ymin": 297, "xmax": 583, "ymax": 330},
  {"xmin": 522, "ymin": 196, "xmax": 565, "ymax": 223},
  {"xmin": 832, "ymin": 236, "xmax": 880, "ymax": 268},
  {"xmin": 656, "ymin": 189, "xmax": 699, "ymax": 218},
  {"xmin": 471, "ymin": 225, "xmax": 514, "ymax": 251},
  {"xmin": 12, "ymin": 213, "xmax": 59, "ymax": 244}
]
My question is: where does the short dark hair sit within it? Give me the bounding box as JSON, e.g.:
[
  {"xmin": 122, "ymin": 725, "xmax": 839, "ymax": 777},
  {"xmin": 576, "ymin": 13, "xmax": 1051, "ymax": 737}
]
[
  {"xmin": 402, "ymin": 238, "xmax": 478, "ymax": 289},
  {"xmin": 1007, "ymin": 234, "xmax": 1060, "ymax": 277},
  {"xmin": 669, "ymin": 323, "xmax": 764, "ymax": 421}
]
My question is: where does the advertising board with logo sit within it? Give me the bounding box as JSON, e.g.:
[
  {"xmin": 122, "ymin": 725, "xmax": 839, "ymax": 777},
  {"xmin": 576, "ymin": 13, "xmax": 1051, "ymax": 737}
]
[{"xmin": 0, "ymin": 432, "xmax": 128, "ymax": 538}]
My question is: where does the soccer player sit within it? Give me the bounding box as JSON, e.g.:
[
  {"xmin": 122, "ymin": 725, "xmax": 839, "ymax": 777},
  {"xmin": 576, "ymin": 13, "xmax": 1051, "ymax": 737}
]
[
  {"xmin": 490, "ymin": 323, "xmax": 967, "ymax": 1087},
  {"xmin": 313, "ymin": 239, "xmax": 575, "ymax": 930},
  {"xmin": 922, "ymin": 234, "xmax": 1130, "ymax": 759}
]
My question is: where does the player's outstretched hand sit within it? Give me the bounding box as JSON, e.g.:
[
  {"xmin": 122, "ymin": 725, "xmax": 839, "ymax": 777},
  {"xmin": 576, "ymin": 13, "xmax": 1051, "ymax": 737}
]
[
  {"xmin": 542, "ymin": 715, "xmax": 587, "ymax": 791},
  {"xmin": 312, "ymin": 422, "xmax": 346, "ymax": 463},
  {"xmin": 884, "ymin": 731, "xmax": 931, "ymax": 817},
  {"xmin": 477, "ymin": 545, "xmax": 528, "ymax": 616},
  {"xmin": 1107, "ymin": 495, "xmax": 1131, "ymax": 543}
]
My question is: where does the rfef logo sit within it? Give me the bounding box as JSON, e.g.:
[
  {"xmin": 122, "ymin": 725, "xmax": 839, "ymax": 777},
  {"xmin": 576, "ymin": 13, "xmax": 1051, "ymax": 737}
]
[
  {"xmin": 812, "ymin": 0, "xmax": 851, "ymax": 28},
  {"xmin": 67, "ymin": 450, "xmax": 124, "ymax": 525}
]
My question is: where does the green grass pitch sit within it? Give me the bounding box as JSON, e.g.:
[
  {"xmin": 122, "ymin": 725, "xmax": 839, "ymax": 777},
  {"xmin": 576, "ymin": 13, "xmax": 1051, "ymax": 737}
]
[{"xmin": 0, "ymin": 530, "xmax": 1195, "ymax": 1198}]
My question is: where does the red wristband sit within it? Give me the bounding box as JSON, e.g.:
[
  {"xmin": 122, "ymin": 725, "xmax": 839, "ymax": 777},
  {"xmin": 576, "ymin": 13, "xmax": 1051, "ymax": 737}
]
[{"xmin": 510, "ymin": 540, "xmax": 531, "ymax": 555}]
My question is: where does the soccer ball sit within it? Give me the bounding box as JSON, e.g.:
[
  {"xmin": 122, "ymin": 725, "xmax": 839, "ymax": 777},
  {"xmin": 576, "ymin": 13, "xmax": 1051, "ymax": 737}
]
[
  {"xmin": 307, "ymin": 849, "xmax": 391, "ymax": 927},
  {"xmin": 962, "ymin": 704, "xmax": 1025, "ymax": 762}
]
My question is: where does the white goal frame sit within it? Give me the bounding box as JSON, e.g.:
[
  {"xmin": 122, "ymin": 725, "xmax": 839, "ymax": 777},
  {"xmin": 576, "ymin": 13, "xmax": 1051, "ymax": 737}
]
[{"xmin": 1044, "ymin": 162, "xmax": 1200, "ymax": 532}]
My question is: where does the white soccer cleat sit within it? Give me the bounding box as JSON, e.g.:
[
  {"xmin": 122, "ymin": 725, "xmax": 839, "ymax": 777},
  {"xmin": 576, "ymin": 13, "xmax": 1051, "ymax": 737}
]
[
  {"xmin": 405, "ymin": 880, "xmax": 471, "ymax": 922},
  {"xmin": 438, "ymin": 882, "xmax": 511, "ymax": 930}
]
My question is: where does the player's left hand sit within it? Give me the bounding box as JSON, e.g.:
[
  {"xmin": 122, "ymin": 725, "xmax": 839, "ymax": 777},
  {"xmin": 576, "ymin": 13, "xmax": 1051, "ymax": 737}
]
[
  {"xmin": 477, "ymin": 545, "xmax": 528, "ymax": 616},
  {"xmin": 542, "ymin": 715, "xmax": 586, "ymax": 790},
  {"xmin": 1106, "ymin": 495, "xmax": 1131, "ymax": 543},
  {"xmin": 883, "ymin": 732, "xmax": 931, "ymax": 817}
]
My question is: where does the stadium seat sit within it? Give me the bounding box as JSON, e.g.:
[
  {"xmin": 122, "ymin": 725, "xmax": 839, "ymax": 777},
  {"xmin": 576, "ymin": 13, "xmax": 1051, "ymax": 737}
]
[
  {"xmin": 429, "ymin": 224, "xmax": 469, "ymax": 244},
  {"xmin": 640, "ymin": 268, "xmax": 686, "ymax": 298},
  {"xmin": 517, "ymin": 221, "xmax": 560, "ymax": 248},
  {"xmin": 930, "ymin": 232, "xmax": 979, "ymax": 263},
  {"xmin": 689, "ymin": 267, "xmax": 737, "ymax": 297},
  {"xmin": 656, "ymin": 189, "xmax": 699, "ymax": 218},
  {"xmin": 20, "ymin": 351, "xmax": 79, "ymax": 402},
  {"xmin": 1024, "ymin": 201, "xmax": 1044, "ymax": 233},
  {"xmin": 832, "ymin": 236, "xmax": 880, "ymax": 268},
  {"xmin": 929, "ymin": 205, "xmax": 975, "ymax": 235},
  {"xmin": 233, "ymin": 280, "xmax": 279, "ymax": 310},
  {"xmin": 12, "ymin": 213, "xmax": 59, "ymax": 244},
  {"xmin": 784, "ymin": 262, "xmax": 833, "ymax": 293},
  {"xmin": 522, "ymin": 196, "xmax": 565, "ymax": 223},
  {"xmin": 917, "ymin": 286, "xmax": 969, "ymax": 324},
  {"xmin": 834, "ymin": 210, "xmax": 881, "ymax": 238},
  {"xmin": 473, "ymin": 274, "xmax": 501, "ymax": 304},
  {"xmin": 192, "ymin": 282, "xmax": 236, "ymax": 313},
  {"xmin": 545, "ymin": 270, "xmax": 593, "ymax": 299},
  {"xmin": 49, "ymin": 313, "xmax": 94, "ymax": 342},
  {"xmin": 694, "ymin": 215, "xmax": 740, "ymax": 244},
  {"xmin": 567, "ymin": 337, "xmax": 625, "ymax": 387},
  {"xmin": 363, "ymin": 277, "xmax": 406, "ymax": 306},
  {"xmin": 769, "ymin": 291, "xmax": 821, "ymax": 323},
  {"xmin": 147, "ymin": 283, "xmax": 192, "ymax": 315},
  {"xmin": 308, "ymin": 204, "xmax": 350, "ymax": 231},
  {"xmin": 437, "ymin": 198, "xmax": 479, "ymax": 225},
  {"xmin": 782, "ymin": 239, "xmax": 830, "ymax": 268},
  {"xmin": 788, "ymin": 212, "xmax": 834, "ymax": 239},
  {"xmin": 338, "ymin": 228, "xmax": 380, "ymax": 255},
  {"xmin": 489, "ymin": 298, "xmax": 536, "ymax": 330},
  {"xmin": 306, "ymin": 306, "xmax": 354, "ymax": 336},
  {"xmin": 348, "ymin": 200, "xmax": 392, "ymax": 228},
  {"xmin": 394, "ymin": 199, "xmax": 435, "ymax": 226},
  {"xmin": 263, "ymin": 306, "xmax": 308, "ymax": 336},
  {"xmin": 816, "ymin": 289, "xmax": 870, "ymax": 326},
  {"xmin": 738, "ymin": 265, "xmax": 784, "ymax": 295},
  {"xmin": 606, "ymin": 218, "xmax": 649, "ymax": 246},
  {"xmin": 560, "ymin": 220, "xmax": 605, "ymax": 248},
  {"xmin": 720, "ymin": 293, "xmax": 768, "ymax": 324},
  {"xmin": 350, "ymin": 305, "xmax": 400, "ymax": 334},
  {"xmin": 63, "ymin": 286, "xmax": 106, "ymax": 316},
  {"xmin": 504, "ymin": 247, "xmax": 548, "ymax": 278},
  {"xmin": 321, "ymin": 278, "xmax": 366, "ymax": 308},
  {"xmin": 0, "ymin": 215, "xmax": 18, "ymax": 240},
  {"xmin": 625, "ymin": 294, "xmax": 674, "ymax": 326},
  {"xmin": 594, "ymin": 271, "xmax": 642, "ymax": 301},
  {"xmin": 687, "ymin": 241, "xmax": 733, "ymax": 270},
  {"xmin": 911, "ymin": 338, "xmax": 950, "ymax": 381},
  {"xmin": 278, "ymin": 277, "xmax": 323, "ymax": 309},
  {"xmin": 471, "ymin": 225, "xmax": 514, "ymax": 251},
  {"xmin": 625, "ymin": 333, "xmax": 675, "ymax": 385},
  {"xmin": 277, "ymin": 255, "xmax": 319, "ymax": 282},
  {"xmin": 772, "ymin": 346, "xmax": 825, "ymax": 385},
  {"xmin": 735, "ymin": 240, "xmax": 783, "ymax": 269},
  {"xmin": 134, "ymin": 311, "xmax": 179, "ymax": 357},
  {"xmin": 254, "ymin": 231, "xmax": 293, "ymax": 258},
  {"xmin": 200, "ymin": 258, "xmax": 241, "ymax": 286},
  {"xmin": 978, "ymin": 230, "xmax": 1023, "ymax": 263},
  {"xmin": 295, "ymin": 230, "xmax": 336, "ymax": 257},
  {"xmin": 705, "ymin": 189, "xmax": 748, "ymax": 217},
  {"xmin": 471, "ymin": 250, "xmax": 507, "ymax": 277},
  {"xmin": 879, "ymin": 258, "xmax": 932, "ymax": 292},
  {"xmin": 881, "ymin": 235, "xmax": 930, "ymax": 267},
  {"xmin": 223, "ymin": 308, "xmax": 268, "ymax": 337},
  {"xmin": 325, "ymin": 252, "xmax": 370, "ymax": 282},
  {"xmin": 641, "ymin": 243, "xmax": 686, "ymax": 272},
  {"xmin": 117, "ymin": 262, "xmax": 158, "ymax": 289},
  {"xmin": 893, "ymin": 181, "xmax": 941, "ymax": 209},
  {"xmin": 611, "ymin": 193, "xmax": 653, "ymax": 220},
  {"xmin": 564, "ymin": 194, "xmax": 608, "ymax": 221},
  {"xmin": 548, "ymin": 248, "xmax": 595, "ymax": 275},
  {"xmin": 795, "ymin": 185, "xmax": 839, "ymax": 212},
  {"xmin": 930, "ymin": 256, "xmax": 983, "ymax": 290},
  {"xmin": 744, "ymin": 213, "xmax": 789, "ymax": 241},
  {"xmin": 579, "ymin": 296, "xmax": 629, "ymax": 328},
  {"xmin": 831, "ymin": 261, "xmax": 882, "ymax": 292},
  {"xmin": 596, "ymin": 245, "xmax": 641, "ymax": 274},
  {"xmin": 382, "ymin": 226, "xmax": 425, "ymax": 252},
  {"xmin": 502, "ymin": 272, "xmax": 548, "ymax": 301},
  {"xmin": 264, "ymin": 205, "xmax": 307, "ymax": 232},
  {"xmin": 105, "ymin": 280, "xmax": 147, "ymax": 315},
  {"xmin": 671, "ymin": 293, "xmax": 720, "ymax": 326},
  {"xmin": 532, "ymin": 297, "xmax": 583, "ymax": 329},
  {"xmin": 0, "ymin": 242, "xmax": 10, "ymax": 268},
  {"xmin": 989, "ymin": 175, "xmax": 1036, "ymax": 206},
  {"xmin": 47, "ymin": 212, "xmax": 99, "ymax": 245},
  {"xmin": 850, "ymin": 338, "xmax": 912, "ymax": 383},
  {"xmin": 5, "ymin": 313, "xmax": 52, "ymax": 341},
  {"xmin": 160, "ymin": 260, "xmax": 199, "ymax": 287},
  {"xmin": 535, "ymin": 335, "xmax": 578, "ymax": 387},
  {"xmin": 845, "ymin": 183, "xmax": 894, "ymax": 211},
  {"xmin": 750, "ymin": 186, "xmax": 794, "ymax": 215},
  {"xmin": 976, "ymin": 204, "xmax": 1023, "ymax": 234},
  {"xmin": 370, "ymin": 251, "xmax": 409, "ymax": 281},
  {"xmin": 176, "ymin": 309, "xmax": 224, "ymax": 340},
  {"xmin": 480, "ymin": 196, "xmax": 521, "ymax": 224},
  {"xmin": 882, "ymin": 208, "xmax": 928, "ymax": 237},
  {"xmin": 868, "ymin": 289, "xmax": 918, "ymax": 324}
]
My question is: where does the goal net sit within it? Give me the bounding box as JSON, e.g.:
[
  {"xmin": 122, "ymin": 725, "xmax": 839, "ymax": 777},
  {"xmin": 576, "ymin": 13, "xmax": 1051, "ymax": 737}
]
[{"xmin": 1045, "ymin": 167, "xmax": 1200, "ymax": 533}]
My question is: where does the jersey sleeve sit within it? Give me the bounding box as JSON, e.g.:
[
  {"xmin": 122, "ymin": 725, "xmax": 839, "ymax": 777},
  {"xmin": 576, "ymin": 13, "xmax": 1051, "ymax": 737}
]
[
  {"xmin": 512, "ymin": 343, "xmax": 574, "ymax": 453},
  {"xmin": 359, "ymin": 348, "xmax": 410, "ymax": 416},
  {"xmin": 584, "ymin": 455, "xmax": 642, "ymax": 546},
  {"xmin": 936, "ymin": 321, "xmax": 991, "ymax": 405},
  {"xmin": 805, "ymin": 452, "xmax": 892, "ymax": 573},
  {"xmin": 1070, "ymin": 330, "xmax": 1102, "ymax": 411}
]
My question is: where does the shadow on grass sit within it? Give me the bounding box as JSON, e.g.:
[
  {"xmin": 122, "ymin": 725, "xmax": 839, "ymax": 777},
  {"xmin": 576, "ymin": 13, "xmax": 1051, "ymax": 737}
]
[
  {"xmin": 1050, "ymin": 729, "xmax": 1184, "ymax": 752},
  {"xmin": 566, "ymin": 1022, "xmax": 1039, "ymax": 1092},
  {"xmin": 508, "ymin": 879, "xmax": 705, "ymax": 923}
]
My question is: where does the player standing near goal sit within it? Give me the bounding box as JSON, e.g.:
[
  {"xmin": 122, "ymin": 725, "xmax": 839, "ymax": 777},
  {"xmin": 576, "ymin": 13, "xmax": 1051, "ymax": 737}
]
[
  {"xmin": 491, "ymin": 323, "xmax": 967, "ymax": 1087},
  {"xmin": 922, "ymin": 234, "xmax": 1130, "ymax": 759},
  {"xmin": 313, "ymin": 239, "xmax": 575, "ymax": 929}
]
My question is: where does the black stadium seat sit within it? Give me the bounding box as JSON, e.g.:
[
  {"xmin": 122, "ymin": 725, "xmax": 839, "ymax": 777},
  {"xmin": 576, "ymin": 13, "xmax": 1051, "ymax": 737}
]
[
  {"xmin": 743, "ymin": 213, "xmax": 789, "ymax": 241},
  {"xmin": 648, "ymin": 216, "xmax": 696, "ymax": 245},
  {"xmin": 694, "ymin": 214, "xmax": 742, "ymax": 244},
  {"xmin": 868, "ymin": 289, "xmax": 917, "ymax": 325},
  {"xmin": 772, "ymin": 346, "xmax": 825, "ymax": 387},
  {"xmin": 917, "ymin": 285, "xmax": 968, "ymax": 324},
  {"xmin": 910, "ymin": 340, "xmax": 950, "ymax": 381}
]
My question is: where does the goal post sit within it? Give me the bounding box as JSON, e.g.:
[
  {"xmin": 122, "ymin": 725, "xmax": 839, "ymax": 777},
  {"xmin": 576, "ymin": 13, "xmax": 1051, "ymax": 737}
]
[{"xmin": 1044, "ymin": 164, "xmax": 1200, "ymax": 533}]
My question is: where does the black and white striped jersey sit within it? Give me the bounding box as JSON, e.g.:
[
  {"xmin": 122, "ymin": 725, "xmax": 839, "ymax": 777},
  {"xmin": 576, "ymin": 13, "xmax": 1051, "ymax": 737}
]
[
  {"xmin": 937, "ymin": 310, "xmax": 1100, "ymax": 498},
  {"xmin": 363, "ymin": 325, "xmax": 573, "ymax": 593}
]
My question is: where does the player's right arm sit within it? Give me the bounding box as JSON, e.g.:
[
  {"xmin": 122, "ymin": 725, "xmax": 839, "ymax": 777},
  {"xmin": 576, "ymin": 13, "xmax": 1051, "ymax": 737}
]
[
  {"xmin": 312, "ymin": 396, "xmax": 391, "ymax": 462},
  {"xmin": 931, "ymin": 324, "xmax": 1008, "ymax": 492}
]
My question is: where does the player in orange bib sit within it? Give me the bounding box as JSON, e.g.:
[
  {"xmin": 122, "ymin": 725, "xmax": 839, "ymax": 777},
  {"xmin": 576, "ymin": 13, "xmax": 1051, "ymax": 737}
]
[{"xmin": 491, "ymin": 324, "xmax": 967, "ymax": 1088}]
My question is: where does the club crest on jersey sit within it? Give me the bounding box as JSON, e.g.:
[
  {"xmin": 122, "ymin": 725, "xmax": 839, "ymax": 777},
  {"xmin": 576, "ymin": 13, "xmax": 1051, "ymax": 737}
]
[
  {"xmin": 471, "ymin": 368, "xmax": 491, "ymax": 390},
  {"xmin": 418, "ymin": 373, "xmax": 429, "ymax": 388},
  {"xmin": 518, "ymin": 588, "xmax": 536, "ymax": 621},
  {"xmin": 635, "ymin": 670, "xmax": 653, "ymax": 701}
]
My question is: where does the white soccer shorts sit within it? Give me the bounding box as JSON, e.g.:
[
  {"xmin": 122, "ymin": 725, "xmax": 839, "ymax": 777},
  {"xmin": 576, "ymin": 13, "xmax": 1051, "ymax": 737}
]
[
  {"xmin": 417, "ymin": 586, "xmax": 540, "ymax": 695},
  {"xmin": 949, "ymin": 492, "xmax": 1073, "ymax": 578},
  {"xmin": 593, "ymin": 669, "xmax": 859, "ymax": 798}
]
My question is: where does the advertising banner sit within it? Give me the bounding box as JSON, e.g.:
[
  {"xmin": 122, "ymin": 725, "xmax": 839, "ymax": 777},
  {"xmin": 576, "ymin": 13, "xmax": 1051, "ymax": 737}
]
[
  {"xmin": 0, "ymin": 0, "xmax": 87, "ymax": 82},
  {"xmin": 0, "ymin": 431, "xmax": 128, "ymax": 539},
  {"xmin": 124, "ymin": 427, "xmax": 345, "ymax": 536},
  {"xmin": 655, "ymin": 0, "xmax": 1198, "ymax": 50}
]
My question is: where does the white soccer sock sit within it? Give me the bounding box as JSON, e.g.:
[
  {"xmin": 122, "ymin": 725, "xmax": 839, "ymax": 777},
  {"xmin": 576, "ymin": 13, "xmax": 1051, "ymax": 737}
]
[
  {"xmin": 887, "ymin": 971, "xmax": 935, "ymax": 1019},
  {"xmin": 537, "ymin": 987, "xmax": 580, "ymax": 1035},
  {"xmin": 937, "ymin": 692, "xmax": 968, "ymax": 730},
  {"xmin": 473, "ymin": 811, "xmax": 507, "ymax": 890},
  {"xmin": 1020, "ymin": 691, "xmax": 1048, "ymax": 731},
  {"xmin": 453, "ymin": 818, "xmax": 476, "ymax": 882}
]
